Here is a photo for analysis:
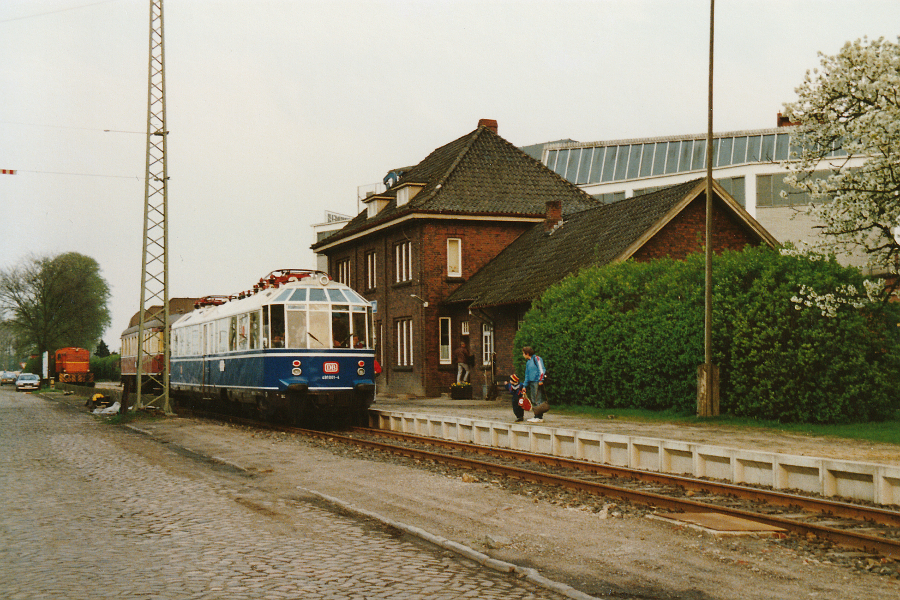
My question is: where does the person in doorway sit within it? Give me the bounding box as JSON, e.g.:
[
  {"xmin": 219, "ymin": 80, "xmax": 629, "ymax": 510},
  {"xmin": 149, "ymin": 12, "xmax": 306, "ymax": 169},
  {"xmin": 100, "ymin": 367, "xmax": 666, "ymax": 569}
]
[
  {"xmin": 521, "ymin": 345, "xmax": 548, "ymax": 423},
  {"xmin": 455, "ymin": 342, "xmax": 471, "ymax": 383}
]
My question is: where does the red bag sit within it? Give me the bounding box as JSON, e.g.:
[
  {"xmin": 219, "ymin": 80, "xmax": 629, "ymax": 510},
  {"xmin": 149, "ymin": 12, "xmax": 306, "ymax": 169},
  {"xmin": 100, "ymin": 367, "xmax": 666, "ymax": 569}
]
[{"xmin": 518, "ymin": 390, "xmax": 532, "ymax": 412}]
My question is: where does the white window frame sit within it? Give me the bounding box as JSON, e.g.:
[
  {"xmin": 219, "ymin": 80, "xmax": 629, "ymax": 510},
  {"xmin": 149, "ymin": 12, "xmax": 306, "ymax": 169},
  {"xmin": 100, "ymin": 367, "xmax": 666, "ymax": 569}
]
[
  {"xmin": 447, "ymin": 238, "xmax": 462, "ymax": 277},
  {"xmin": 365, "ymin": 251, "xmax": 377, "ymax": 290},
  {"xmin": 461, "ymin": 321, "xmax": 469, "ymax": 336},
  {"xmin": 395, "ymin": 241, "xmax": 411, "ymax": 283},
  {"xmin": 397, "ymin": 318, "xmax": 413, "ymax": 366},
  {"xmin": 439, "ymin": 317, "xmax": 451, "ymax": 364},
  {"xmin": 481, "ymin": 323, "xmax": 494, "ymax": 366},
  {"xmin": 336, "ymin": 258, "xmax": 350, "ymax": 286}
]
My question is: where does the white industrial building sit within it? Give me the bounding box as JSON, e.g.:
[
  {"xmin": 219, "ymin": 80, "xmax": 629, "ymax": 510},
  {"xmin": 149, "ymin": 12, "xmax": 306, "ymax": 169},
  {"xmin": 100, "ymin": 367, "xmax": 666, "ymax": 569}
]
[{"xmin": 533, "ymin": 120, "xmax": 872, "ymax": 271}]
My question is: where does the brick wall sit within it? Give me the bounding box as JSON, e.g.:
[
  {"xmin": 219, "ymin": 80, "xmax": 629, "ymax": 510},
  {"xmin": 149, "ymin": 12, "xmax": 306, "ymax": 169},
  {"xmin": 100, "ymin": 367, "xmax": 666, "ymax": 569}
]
[
  {"xmin": 634, "ymin": 195, "xmax": 760, "ymax": 261},
  {"xmin": 326, "ymin": 218, "xmax": 533, "ymax": 398}
]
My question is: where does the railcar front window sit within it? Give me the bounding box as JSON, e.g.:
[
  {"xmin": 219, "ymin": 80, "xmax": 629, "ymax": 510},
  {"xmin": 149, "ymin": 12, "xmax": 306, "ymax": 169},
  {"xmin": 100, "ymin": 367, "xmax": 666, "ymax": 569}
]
[
  {"xmin": 286, "ymin": 309, "xmax": 308, "ymax": 349},
  {"xmin": 332, "ymin": 310, "xmax": 351, "ymax": 348},
  {"xmin": 352, "ymin": 310, "xmax": 368, "ymax": 348},
  {"xmin": 270, "ymin": 305, "xmax": 285, "ymax": 348},
  {"xmin": 308, "ymin": 306, "xmax": 329, "ymax": 349}
]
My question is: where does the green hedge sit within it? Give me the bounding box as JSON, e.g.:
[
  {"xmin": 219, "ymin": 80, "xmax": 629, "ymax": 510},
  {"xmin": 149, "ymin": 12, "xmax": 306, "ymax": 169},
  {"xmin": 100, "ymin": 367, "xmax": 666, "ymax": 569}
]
[
  {"xmin": 90, "ymin": 354, "xmax": 121, "ymax": 382},
  {"xmin": 514, "ymin": 246, "xmax": 900, "ymax": 423}
]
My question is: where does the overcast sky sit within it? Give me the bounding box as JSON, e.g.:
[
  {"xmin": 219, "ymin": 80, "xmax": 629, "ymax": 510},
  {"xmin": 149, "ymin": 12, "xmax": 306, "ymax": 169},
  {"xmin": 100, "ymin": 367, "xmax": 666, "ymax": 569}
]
[{"xmin": 3, "ymin": 0, "xmax": 900, "ymax": 350}]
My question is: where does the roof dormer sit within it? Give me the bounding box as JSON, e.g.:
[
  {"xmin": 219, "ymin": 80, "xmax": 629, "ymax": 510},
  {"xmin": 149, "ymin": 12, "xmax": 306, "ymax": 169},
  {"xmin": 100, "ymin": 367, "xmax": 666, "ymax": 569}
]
[
  {"xmin": 395, "ymin": 182, "xmax": 426, "ymax": 207},
  {"xmin": 364, "ymin": 194, "xmax": 390, "ymax": 218}
]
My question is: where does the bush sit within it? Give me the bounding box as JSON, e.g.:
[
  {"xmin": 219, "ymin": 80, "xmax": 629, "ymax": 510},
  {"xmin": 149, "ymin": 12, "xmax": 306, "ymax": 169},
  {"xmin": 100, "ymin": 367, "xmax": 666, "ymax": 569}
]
[
  {"xmin": 91, "ymin": 354, "xmax": 120, "ymax": 382},
  {"xmin": 515, "ymin": 246, "xmax": 900, "ymax": 423}
]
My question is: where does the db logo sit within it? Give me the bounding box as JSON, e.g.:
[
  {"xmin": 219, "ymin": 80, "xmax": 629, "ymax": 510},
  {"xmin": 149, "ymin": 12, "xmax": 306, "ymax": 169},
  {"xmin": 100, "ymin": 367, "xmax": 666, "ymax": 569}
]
[{"xmin": 323, "ymin": 362, "xmax": 339, "ymax": 374}]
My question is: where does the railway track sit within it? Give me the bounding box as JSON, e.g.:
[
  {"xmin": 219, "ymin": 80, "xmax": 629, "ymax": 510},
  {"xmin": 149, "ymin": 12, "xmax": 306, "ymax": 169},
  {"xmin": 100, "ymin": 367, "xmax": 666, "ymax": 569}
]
[{"xmin": 182, "ymin": 408, "xmax": 900, "ymax": 564}]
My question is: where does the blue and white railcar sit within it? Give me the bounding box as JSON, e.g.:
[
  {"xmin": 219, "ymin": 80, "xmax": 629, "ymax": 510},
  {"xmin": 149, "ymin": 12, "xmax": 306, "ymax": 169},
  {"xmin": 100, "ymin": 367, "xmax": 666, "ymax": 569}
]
[{"xmin": 169, "ymin": 269, "xmax": 376, "ymax": 424}]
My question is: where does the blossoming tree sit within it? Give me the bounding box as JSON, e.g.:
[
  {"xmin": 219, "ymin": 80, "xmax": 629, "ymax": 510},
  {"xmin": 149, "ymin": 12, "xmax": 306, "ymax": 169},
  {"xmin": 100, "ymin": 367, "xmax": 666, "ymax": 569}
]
[{"xmin": 782, "ymin": 37, "xmax": 900, "ymax": 275}]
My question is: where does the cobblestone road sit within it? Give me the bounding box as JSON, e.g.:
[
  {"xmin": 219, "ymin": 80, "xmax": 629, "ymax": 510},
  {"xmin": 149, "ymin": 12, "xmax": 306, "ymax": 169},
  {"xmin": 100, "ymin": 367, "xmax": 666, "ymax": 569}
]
[{"xmin": 0, "ymin": 392, "xmax": 561, "ymax": 599}]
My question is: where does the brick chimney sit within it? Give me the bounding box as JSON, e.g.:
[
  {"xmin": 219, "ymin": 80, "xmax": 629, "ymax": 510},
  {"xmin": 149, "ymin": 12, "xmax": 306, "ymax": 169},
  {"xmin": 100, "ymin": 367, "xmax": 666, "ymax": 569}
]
[
  {"xmin": 478, "ymin": 119, "xmax": 498, "ymax": 134},
  {"xmin": 776, "ymin": 112, "xmax": 797, "ymax": 127},
  {"xmin": 544, "ymin": 200, "xmax": 562, "ymax": 231}
]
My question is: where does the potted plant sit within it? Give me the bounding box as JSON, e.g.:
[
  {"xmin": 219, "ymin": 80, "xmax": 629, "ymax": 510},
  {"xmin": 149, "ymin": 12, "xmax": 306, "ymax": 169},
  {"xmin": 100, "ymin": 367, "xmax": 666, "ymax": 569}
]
[{"xmin": 450, "ymin": 381, "xmax": 472, "ymax": 399}]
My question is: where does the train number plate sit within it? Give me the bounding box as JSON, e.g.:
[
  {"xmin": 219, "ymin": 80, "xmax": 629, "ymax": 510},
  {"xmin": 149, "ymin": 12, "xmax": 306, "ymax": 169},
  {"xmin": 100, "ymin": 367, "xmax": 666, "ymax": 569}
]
[{"xmin": 323, "ymin": 362, "xmax": 339, "ymax": 374}]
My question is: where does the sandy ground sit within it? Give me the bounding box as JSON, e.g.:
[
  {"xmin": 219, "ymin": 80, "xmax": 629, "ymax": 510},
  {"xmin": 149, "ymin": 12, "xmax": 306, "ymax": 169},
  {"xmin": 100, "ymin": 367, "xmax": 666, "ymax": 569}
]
[{"xmin": 48, "ymin": 391, "xmax": 900, "ymax": 600}]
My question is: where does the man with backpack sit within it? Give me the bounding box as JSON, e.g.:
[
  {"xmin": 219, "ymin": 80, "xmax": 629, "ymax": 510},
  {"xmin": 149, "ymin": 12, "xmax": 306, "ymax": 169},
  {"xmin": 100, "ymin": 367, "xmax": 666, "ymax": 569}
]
[{"xmin": 521, "ymin": 346, "xmax": 549, "ymax": 423}]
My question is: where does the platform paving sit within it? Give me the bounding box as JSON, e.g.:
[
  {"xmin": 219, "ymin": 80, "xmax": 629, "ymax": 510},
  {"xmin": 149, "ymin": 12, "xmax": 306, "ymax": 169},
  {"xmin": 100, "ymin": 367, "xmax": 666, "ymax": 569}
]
[
  {"xmin": 373, "ymin": 394, "xmax": 900, "ymax": 468},
  {"xmin": 0, "ymin": 391, "xmax": 564, "ymax": 599}
]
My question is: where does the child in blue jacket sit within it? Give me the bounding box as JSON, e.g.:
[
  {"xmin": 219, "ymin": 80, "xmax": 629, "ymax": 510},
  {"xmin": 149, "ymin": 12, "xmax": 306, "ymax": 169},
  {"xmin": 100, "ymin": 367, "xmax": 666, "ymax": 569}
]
[{"xmin": 505, "ymin": 373, "xmax": 525, "ymax": 422}]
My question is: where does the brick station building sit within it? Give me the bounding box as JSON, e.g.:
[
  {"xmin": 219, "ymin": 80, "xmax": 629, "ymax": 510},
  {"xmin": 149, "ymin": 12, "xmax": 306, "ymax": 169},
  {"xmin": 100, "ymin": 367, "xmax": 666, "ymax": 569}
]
[{"xmin": 312, "ymin": 120, "xmax": 778, "ymax": 398}]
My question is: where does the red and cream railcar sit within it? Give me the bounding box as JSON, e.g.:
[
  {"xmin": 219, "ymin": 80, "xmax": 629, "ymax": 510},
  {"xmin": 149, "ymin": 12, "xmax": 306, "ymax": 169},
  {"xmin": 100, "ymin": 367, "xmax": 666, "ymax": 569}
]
[{"xmin": 120, "ymin": 299, "xmax": 199, "ymax": 391}]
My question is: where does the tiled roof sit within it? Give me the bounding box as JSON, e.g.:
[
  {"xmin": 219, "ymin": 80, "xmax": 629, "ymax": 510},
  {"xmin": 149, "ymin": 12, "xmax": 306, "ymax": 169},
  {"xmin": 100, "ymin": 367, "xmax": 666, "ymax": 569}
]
[
  {"xmin": 445, "ymin": 179, "xmax": 710, "ymax": 308},
  {"xmin": 312, "ymin": 125, "xmax": 601, "ymax": 249}
]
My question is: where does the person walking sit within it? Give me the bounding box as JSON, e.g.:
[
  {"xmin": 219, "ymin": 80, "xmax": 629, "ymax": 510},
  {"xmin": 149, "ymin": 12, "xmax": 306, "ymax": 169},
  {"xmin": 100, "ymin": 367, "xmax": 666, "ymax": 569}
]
[
  {"xmin": 455, "ymin": 342, "xmax": 471, "ymax": 383},
  {"xmin": 521, "ymin": 346, "xmax": 549, "ymax": 422}
]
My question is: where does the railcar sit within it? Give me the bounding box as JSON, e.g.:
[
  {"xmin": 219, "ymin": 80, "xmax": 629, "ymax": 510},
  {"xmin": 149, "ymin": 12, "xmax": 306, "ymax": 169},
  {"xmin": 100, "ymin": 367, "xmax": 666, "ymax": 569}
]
[
  {"xmin": 121, "ymin": 315, "xmax": 168, "ymax": 393},
  {"xmin": 54, "ymin": 347, "xmax": 94, "ymax": 386},
  {"xmin": 169, "ymin": 269, "xmax": 376, "ymax": 425}
]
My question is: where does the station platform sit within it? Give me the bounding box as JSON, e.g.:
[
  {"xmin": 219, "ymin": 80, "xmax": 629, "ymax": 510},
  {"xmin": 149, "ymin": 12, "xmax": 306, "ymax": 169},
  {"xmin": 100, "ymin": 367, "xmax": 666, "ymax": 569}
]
[{"xmin": 370, "ymin": 394, "xmax": 900, "ymax": 507}]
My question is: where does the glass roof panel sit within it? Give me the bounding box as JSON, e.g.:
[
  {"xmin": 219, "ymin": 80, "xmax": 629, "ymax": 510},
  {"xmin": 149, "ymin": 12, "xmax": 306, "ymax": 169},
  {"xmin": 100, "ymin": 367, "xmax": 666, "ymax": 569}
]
[
  {"xmin": 665, "ymin": 141, "xmax": 680, "ymax": 174},
  {"xmin": 554, "ymin": 149, "xmax": 569, "ymax": 175},
  {"xmin": 639, "ymin": 143, "xmax": 654, "ymax": 178},
  {"xmin": 692, "ymin": 139, "xmax": 706, "ymax": 170},
  {"xmin": 746, "ymin": 136, "xmax": 761, "ymax": 162},
  {"xmin": 652, "ymin": 142, "xmax": 667, "ymax": 175},
  {"xmin": 289, "ymin": 289, "xmax": 307, "ymax": 302},
  {"xmin": 614, "ymin": 146, "xmax": 630, "ymax": 180},
  {"xmin": 775, "ymin": 134, "xmax": 790, "ymax": 161},
  {"xmin": 718, "ymin": 137, "xmax": 733, "ymax": 167},
  {"xmin": 588, "ymin": 146, "xmax": 605, "ymax": 184},
  {"xmin": 545, "ymin": 150, "xmax": 557, "ymax": 172},
  {"xmin": 565, "ymin": 148, "xmax": 581, "ymax": 181},
  {"xmin": 627, "ymin": 145, "xmax": 642, "ymax": 179},
  {"xmin": 309, "ymin": 288, "xmax": 328, "ymax": 303},
  {"xmin": 679, "ymin": 139, "xmax": 694, "ymax": 171},
  {"xmin": 577, "ymin": 147, "xmax": 593, "ymax": 184},
  {"xmin": 601, "ymin": 146, "xmax": 618, "ymax": 182},
  {"xmin": 732, "ymin": 136, "xmax": 747, "ymax": 164},
  {"xmin": 761, "ymin": 135, "xmax": 776, "ymax": 161}
]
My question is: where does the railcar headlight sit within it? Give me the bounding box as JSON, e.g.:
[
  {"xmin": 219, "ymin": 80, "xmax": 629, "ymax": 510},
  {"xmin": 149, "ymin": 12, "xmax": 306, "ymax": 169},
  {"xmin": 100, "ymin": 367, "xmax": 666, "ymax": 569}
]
[
  {"xmin": 357, "ymin": 368, "xmax": 365, "ymax": 376},
  {"xmin": 292, "ymin": 368, "xmax": 302, "ymax": 376}
]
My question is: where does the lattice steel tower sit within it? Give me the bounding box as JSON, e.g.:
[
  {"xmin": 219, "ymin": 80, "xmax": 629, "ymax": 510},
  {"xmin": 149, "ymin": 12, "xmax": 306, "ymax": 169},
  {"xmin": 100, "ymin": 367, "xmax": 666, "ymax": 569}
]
[{"xmin": 136, "ymin": 0, "xmax": 171, "ymax": 413}]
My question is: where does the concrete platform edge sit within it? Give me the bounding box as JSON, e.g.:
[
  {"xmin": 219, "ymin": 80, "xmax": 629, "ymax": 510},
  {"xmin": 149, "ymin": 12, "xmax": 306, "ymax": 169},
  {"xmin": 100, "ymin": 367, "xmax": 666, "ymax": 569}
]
[{"xmin": 370, "ymin": 408, "xmax": 900, "ymax": 507}]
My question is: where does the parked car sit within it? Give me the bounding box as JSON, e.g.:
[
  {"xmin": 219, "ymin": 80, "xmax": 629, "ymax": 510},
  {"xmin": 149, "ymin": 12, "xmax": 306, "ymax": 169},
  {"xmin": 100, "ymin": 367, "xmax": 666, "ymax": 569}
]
[
  {"xmin": 15, "ymin": 373, "xmax": 40, "ymax": 392},
  {"xmin": 0, "ymin": 371, "xmax": 16, "ymax": 385}
]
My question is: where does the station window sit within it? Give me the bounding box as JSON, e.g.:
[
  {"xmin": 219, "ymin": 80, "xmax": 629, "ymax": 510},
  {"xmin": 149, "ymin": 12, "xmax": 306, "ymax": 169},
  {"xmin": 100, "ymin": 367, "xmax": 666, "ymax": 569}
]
[
  {"xmin": 395, "ymin": 241, "xmax": 412, "ymax": 283},
  {"xmin": 397, "ymin": 318, "xmax": 413, "ymax": 366},
  {"xmin": 335, "ymin": 259, "xmax": 350, "ymax": 286},
  {"xmin": 365, "ymin": 251, "xmax": 377, "ymax": 290},
  {"xmin": 439, "ymin": 317, "xmax": 451, "ymax": 364},
  {"xmin": 481, "ymin": 323, "xmax": 494, "ymax": 366},
  {"xmin": 447, "ymin": 238, "xmax": 461, "ymax": 277}
]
